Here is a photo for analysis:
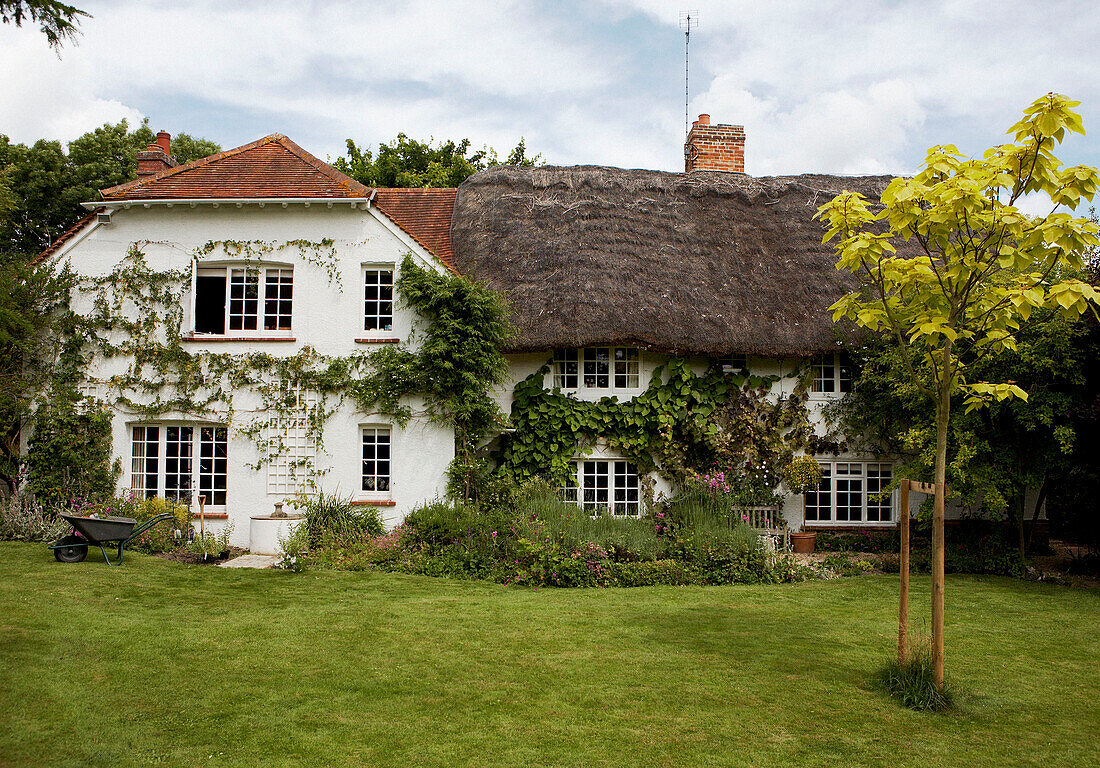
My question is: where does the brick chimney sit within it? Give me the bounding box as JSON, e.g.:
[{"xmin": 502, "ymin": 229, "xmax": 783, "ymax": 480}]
[
  {"xmin": 136, "ymin": 131, "xmax": 177, "ymax": 176},
  {"xmin": 684, "ymin": 114, "xmax": 745, "ymax": 173}
]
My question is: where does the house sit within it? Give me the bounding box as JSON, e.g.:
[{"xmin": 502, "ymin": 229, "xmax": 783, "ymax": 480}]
[{"xmin": 41, "ymin": 117, "xmax": 916, "ymax": 551}]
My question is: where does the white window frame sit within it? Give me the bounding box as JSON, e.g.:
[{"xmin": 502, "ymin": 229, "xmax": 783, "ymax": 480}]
[
  {"xmin": 130, "ymin": 423, "xmax": 228, "ymax": 509},
  {"xmin": 716, "ymin": 354, "xmax": 748, "ymax": 375},
  {"xmin": 552, "ymin": 347, "xmax": 642, "ymax": 392},
  {"xmin": 809, "ymin": 353, "xmax": 852, "ymax": 396},
  {"xmin": 362, "ymin": 264, "xmax": 397, "ymax": 337},
  {"xmin": 191, "ymin": 263, "xmax": 294, "ymax": 338},
  {"xmin": 804, "ymin": 460, "xmax": 895, "ymax": 526},
  {"xmin": 561, "ymin": 458, "xmax": 642, "ymax": 518},
  {"xmin": 359, "ymin": 425, "xmax": 393, "ymax": 499}
]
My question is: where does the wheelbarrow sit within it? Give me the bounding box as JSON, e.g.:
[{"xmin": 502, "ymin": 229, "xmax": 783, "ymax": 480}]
[{"xmin": 49, "ymin": 513, "xmax": 177, "ymax": 566}]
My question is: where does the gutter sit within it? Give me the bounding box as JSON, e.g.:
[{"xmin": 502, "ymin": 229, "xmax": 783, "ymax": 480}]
[{"xmin": 83, "ymin": 197, "xmax": 373, "ymax": 211}]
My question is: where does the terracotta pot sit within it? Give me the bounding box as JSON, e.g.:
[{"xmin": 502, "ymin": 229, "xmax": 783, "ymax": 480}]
[{"xmin": 791, "ymin": 531, "xmax": 816, "ymax": 554}]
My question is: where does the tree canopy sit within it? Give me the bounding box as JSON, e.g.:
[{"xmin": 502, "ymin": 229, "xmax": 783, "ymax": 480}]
[
  {"xmin": 332, "ymin": 133, "xmax": 541, "ymax": 188},
  {"xmin": 0, "ymin": 119, "xmax": 220, "ymax": 254},
  {"xmin": 0, "ymin": 0, "xmax": 87, "ymax": 48}
]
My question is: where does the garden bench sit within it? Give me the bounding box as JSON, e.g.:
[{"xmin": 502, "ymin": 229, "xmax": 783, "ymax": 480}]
[{"xmin": 735, "ymin": 505, "xmax": 789, "ymax": 552}]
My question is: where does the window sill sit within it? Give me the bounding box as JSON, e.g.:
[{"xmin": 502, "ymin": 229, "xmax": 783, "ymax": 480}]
[
  {"xmin": 190, "ymin": 511, "xmax": 229, "ymax": 519},
  {"xmin": 181, "ymin": 334, "xmax": 296, "ymax": 342},
  {"xmin": 355, "ymin": 336, "xmax": 400, "ymax": 344},
  {"xmin": 352, "ymin": 499, "xmax": 396, "ymax": 506},
  {"xmin": 803, "ymin": 521, "xmax": 895, "ymax": 529}
]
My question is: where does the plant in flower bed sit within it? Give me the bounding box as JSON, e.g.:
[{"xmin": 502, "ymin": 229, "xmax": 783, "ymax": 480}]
[
  {"xmin": 296, "ymin": 479, "xmax": 810, "ymax": 587},
  {"xmin": 0, "ymin": 491, "xmax": 67, "ymax": 542},
  {"xmin": 64, "ymin": 494, "xmax": 191, "ymax": 554}
]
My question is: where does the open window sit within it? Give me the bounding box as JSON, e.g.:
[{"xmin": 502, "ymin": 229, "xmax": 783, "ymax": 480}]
[{"xmin": 193, "ymin": 266, "xmax": 293, "ymax": 335}]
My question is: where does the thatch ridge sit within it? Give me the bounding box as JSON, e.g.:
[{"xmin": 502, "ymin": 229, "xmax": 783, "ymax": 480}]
[{"xmin": 450, "ymin": 164, "xmax": 895, "ymax": 356}]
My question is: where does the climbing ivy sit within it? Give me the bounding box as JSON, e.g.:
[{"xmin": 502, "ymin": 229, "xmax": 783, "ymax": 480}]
[
  {"xmin": 496, "ymin": 357, "xmax": 816, "ymax": 497},
  {"xmin": 42, "ymin": 243, "xmax": 508, "ymax": 496}
]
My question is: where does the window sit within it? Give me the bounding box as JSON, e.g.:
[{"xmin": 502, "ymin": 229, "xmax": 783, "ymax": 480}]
[
  {"xmin": 361, "ymin": 427, "xmax": 391, "ymax": 493},
  {"xmin": 130, "ymin": 424, "xmax": 227, "ymax": 505},
  {"xmin": 614, "ymin": 348, "xmax": 639, "ymax": 388},
  {"xmin": 364, "ymin": 268, "xmax": 395, "ymax": 333},
  {"xmin": 554, "ymin": 347, "xmax": 641, "ymax": 390},
  {"xmin": 267, "ymin": 387, "xmax": 316, "ymax": 495},
  {"xmin": 553, "ymin": 349, "xmax": 578, "ymax": 389},
  {"xmin": 194, "ymin": 266, "xmax": 293, "ymax": 335},
  {"xmin": 716, "ymin": 354, "xmax": 748, "ymax": 374},
  {"xmin": 561, "ymin": 459, "xmax": 641, "ymax": 517},
  {"xmin": 804, "ymin": 461, "xmax": 893, "ymax": 524},
  {"xmin": 810, "ymin": 353, "xmax": 852, "ymax": 394}
]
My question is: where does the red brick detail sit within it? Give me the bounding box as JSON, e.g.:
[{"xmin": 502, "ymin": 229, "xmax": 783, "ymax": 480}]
[
  {"xmin": 191, "ymin": 512, "xmax": 229, "ymax": 519},
  {"xmin": 351, "ymin": 499, "xmax": 397, "ymax": 506},
  {"xmin": 100, "ymin": 134, "xmax": 371, "ymax": 201},
  {"xmin": 180, "ymin": 335, "xmax": 296, "ymax": 342},
  {"xmin": 372, "ymin": 187, "xmax": 458, "ymax": 272},
  {"xmin": 685, "ymin": 116, "xmax": 746, "ymax": 174},
  {"xmin": 355, "ymin": 337, "xmax": 401, "ymax": 344}
]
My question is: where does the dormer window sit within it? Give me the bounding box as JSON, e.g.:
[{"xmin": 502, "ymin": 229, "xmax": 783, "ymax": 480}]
[
  {"xmin": 810, "ymin": 353, "xmax": 852, "ymax": 394},
  {"xmin": 194, "ymin": 266, "xmax": 293, "ymax": 335},
  {"xmin": 553, "ymin": 347, "xmax": 640, "ymax": 391},
  {"xmin": 716, "ymin": 354, "xmax": 748, "ymax": 374}
]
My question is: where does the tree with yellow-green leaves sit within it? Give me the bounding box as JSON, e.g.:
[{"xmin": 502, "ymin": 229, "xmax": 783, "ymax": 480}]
[{"xmin": 817, "ymin": 93, "xmax": 1100, "ymax": 690}]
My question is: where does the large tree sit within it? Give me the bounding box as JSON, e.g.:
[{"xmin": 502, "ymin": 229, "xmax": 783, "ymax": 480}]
[
  {"xmin": 0, "ymin": 119, "xmax": 220, "ymax": 253},
  {"xmin": 333, "ymin": 133, "xmax": 540, "ymax": 188},
  {"xmin": 818, "ymin": 93, "xmax": 1100, "ymax": 688}
]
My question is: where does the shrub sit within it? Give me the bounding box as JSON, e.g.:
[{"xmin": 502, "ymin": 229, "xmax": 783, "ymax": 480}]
[
  {"xmin": 290, "ymin": 490, "xmax": 384, "ymax": 546},
  {"xmin": 70, "ymin": 494, "xmax": 190, "ymax": 554},
  {"xmin": 783, "ymin": 455, "xmax": 823, "ymax": 494},
  {"xmin": 276, "ymin": 523, "xmax": 310, "ymax": 572},
  {"xmin": 0, "ymin": 491, "xmax": 66, "ymax": 542},
  {"xmin": 874, "ymin": 640, "xmax": 955, "ymax": 712},
  {"xmin": 25, "ymin": 406, "xmax": 119, "ymax": 507},
  {"xmin": 609, "ymin": 559, "xmax": 699, "ymax": 587}
]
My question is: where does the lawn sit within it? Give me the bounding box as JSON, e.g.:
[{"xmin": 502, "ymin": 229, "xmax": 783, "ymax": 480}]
[{"xmin": 0, "ymin": 543, "xmax": 1097, "ymax": 768}]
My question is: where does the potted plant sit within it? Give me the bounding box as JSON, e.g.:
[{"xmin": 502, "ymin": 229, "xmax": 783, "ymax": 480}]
[{"xmin": 783, "ymin": 456, "xmax": 823, "ymax": 554}]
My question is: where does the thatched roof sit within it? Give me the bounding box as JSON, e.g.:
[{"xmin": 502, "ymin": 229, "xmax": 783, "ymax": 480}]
[{"xmin": 450, "ymin": 165, "xmax": 895, "ymax": 357}]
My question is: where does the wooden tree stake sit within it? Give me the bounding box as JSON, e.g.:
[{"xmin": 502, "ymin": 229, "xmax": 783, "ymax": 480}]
[
  {"xmin": 932, "ymin": 482, "xmax": 946, "ymax": 688},
  {"xmin": 898, "ymin": 479, "xmax": 910, "ymax": 665}
]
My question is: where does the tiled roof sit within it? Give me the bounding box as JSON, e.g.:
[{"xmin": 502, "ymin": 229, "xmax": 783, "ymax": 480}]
[
  {"xmin": 99, "ymin": 134, "xmax": 371, "ymax": 201},
  {"xmin": 372, "ymin": 188, "xmax": 457, "ymax": 271}
]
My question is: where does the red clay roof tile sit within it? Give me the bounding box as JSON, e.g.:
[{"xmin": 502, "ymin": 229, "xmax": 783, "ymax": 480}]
[
  {"xmin": 372, "ymin": 188, "xmax": 457, "ymax": 271},
  {"xmin": 99, "ymin": 134, "xmax": 370, "ymax": 201}
]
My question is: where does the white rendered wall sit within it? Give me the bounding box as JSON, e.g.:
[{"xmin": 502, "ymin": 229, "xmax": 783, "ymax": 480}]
[{"xmin": 54, "ymin": 203, "xmax": 454, "ymax": 547}]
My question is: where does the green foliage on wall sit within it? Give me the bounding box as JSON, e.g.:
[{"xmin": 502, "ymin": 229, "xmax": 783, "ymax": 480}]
[
  {"xmin": 497, "ymin": 358, "xmax": 814, "ymax": 493},
  {"xmin": 25, "ymin": 404, "xmax": 119, "ymax": 505}
]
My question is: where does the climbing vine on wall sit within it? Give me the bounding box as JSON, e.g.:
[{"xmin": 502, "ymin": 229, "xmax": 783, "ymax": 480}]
[
  {"xmin": 496, "ymin": 358, "xmax": 816, "ymax": 497},
  {"xmin": 49, "ymin": 243, "xmax": 509, "ymax": 495}
]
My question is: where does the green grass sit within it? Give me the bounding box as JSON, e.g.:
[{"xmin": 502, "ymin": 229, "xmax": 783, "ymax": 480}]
[{"xmin": 1, "ymin": 543, "xmax": 1097, "ymax": 768}]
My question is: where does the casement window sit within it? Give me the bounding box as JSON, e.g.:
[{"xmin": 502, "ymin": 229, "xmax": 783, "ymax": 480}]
[
  {"xmin": 810, "ymin": 352, "xmax": 853, "ymax": 394},
  {"xmin": 193, "ymin": 266, "xmax": 293, "ymax": 335},
  {"xmin": 267, "ymin": 387, "xmax": 317, "ymax": 495},
  {"xmin": 561, "ymin": 459, "xmax": 641, "ymax": 517},
  {"xmin": 363, "ymin": 267, "xmax": 395, "ymax": 333},
  {"xmin": 361, "ymin": 427, "xmax": 391, "ymax": 493},
  {"xmin": 804, "ymin": 461, "xmax": 894, "ymax": 524},
  {"xmin": 130, "ymin": 425, "xmax": 228, "ymax": 506},
  {"xmin": 716, "ymin": 354, "xmax": 748, "ymax": 375},
  {"xmin": 553, "ymin": 347, "xmax": 640, "ymax": 390}
]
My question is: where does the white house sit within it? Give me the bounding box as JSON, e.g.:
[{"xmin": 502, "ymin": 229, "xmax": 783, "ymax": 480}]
[
  {"xmin": 42, "ymin": 133, "xmax": 461, "ymax": 547},
  {"xmin": 43, "ymin": 118, "xmax": 929, "ymax": 551}
]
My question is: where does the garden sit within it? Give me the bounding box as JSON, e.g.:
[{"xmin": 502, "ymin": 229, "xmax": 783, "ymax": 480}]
[{"xmin": 1, "ymin": 541, "xmax": 1097, "ymax": 768}]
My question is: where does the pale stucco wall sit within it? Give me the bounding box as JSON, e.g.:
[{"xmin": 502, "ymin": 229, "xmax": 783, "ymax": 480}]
[{"xmin": 52, "ymin": 202, "xmax": 454, "ymax": 548}]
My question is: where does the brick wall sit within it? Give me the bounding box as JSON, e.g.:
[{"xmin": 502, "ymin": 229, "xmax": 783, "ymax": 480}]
[{"xmin": 684, "ymin": 114, "xmax": 745, "ymax": 173}]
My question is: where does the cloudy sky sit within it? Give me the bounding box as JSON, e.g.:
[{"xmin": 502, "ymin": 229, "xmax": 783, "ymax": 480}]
[{"xmin": 2, "ymin": 0, "xmax": 1098, "ymax": 183}]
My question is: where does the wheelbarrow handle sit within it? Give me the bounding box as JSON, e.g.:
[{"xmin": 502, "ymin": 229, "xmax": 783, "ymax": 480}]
[{"xmin": 125, "ymin": 512, "xmax": 180, "ymax": 542}]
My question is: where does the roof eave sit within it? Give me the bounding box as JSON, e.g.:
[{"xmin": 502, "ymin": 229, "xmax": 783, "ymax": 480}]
[{"xmin": 86, "ymin": 197, "xmax": 373, "ymax": 210}]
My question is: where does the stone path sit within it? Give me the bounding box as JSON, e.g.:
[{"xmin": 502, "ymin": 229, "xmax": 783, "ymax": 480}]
[{"xmin": 219, "ymin": 553, "xmax": 280, "ymax": 569}]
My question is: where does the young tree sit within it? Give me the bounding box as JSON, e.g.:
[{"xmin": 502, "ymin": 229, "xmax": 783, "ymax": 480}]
[{"xmin": 818, "ymin": 93, "xmax": 1100, "ymax": 688}]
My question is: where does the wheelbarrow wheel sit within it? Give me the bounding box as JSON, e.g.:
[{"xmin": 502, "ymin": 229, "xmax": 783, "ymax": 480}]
[{"xmin": 54, "ymin": 536, "xmax": 88, "ymax": 563}]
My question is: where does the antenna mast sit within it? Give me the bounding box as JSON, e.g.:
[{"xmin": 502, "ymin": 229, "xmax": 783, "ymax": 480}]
[{"xmin": 679, "ymin": 10, "xmax": 698, "ymax": 137}]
